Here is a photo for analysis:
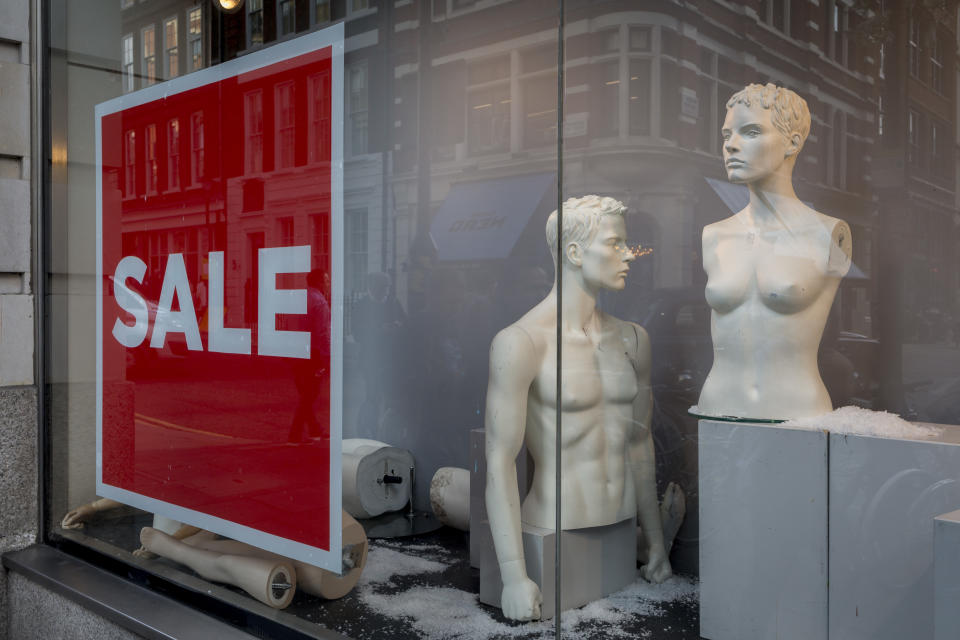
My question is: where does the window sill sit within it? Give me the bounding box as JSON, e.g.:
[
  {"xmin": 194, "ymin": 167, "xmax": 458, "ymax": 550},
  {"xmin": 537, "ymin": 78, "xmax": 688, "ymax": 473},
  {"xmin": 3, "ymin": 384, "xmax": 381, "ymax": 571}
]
[{"xmin": 2, "ymin": 544, "xmax": 343, "ymax": 640}]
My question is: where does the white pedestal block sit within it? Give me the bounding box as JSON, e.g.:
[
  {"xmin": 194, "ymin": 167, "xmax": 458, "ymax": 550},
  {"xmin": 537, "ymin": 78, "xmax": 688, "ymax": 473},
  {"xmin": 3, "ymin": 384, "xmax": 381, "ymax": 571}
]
[
  {"xmin": 829, "ymin": 429, "xmax": 960, "ymax": 640},
  {"xmin": 698, "ymin": 420, "xmax": 829, "ymax": 640},
  {"xmin": 478, "ymin": 517, "xmax": 636, "ymax": 620},
  {"xmin": 934, "ymin": 509, "xmax": 960, "ymax": 640}
]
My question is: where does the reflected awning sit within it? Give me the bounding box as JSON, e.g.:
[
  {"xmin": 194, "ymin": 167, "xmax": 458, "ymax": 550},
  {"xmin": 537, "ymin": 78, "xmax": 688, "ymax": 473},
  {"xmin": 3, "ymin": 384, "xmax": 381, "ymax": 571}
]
[
  {"xmin": 705, "ymin": 177, "xmax": 868, "ymax": 280},
  {"xmin": 430, "ymin": 172, "xmax": 555, "ymax": 261}
]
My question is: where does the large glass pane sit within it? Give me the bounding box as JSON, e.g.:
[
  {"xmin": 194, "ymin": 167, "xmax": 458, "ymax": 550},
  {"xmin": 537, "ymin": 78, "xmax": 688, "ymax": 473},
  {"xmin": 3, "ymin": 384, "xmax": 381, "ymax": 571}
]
[
  {"xmin": 558, "ymin": 1, "xmax": 960, "ymax": 638},
  {"xmin": 47, "ymin": 0, "xmax": 563, "ymax": 637}
]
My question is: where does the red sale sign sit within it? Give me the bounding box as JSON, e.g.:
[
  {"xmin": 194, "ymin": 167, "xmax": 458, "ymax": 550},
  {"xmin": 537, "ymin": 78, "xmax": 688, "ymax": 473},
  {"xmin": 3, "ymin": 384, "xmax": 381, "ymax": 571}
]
[{"xmin": 95, "ymin": 25, "xmax": 344, "ymax": 571}]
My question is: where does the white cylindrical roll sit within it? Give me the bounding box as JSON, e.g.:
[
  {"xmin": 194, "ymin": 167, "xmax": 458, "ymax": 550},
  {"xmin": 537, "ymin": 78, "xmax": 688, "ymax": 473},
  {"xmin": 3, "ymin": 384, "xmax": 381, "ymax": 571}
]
[
  {"xmin": 342, "ymin": 439, "xmax": 415, "ymax": 519},
  {"xmin": 430, "ymin": 467, "xmax": 470, "ymax": 531}
]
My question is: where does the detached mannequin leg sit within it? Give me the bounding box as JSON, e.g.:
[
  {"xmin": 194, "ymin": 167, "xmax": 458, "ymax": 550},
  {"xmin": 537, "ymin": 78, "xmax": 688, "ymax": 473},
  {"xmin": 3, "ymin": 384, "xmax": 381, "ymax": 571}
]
[{"xmin": 139, "ymin": 527, "xmax": 297, "ymax": 609}]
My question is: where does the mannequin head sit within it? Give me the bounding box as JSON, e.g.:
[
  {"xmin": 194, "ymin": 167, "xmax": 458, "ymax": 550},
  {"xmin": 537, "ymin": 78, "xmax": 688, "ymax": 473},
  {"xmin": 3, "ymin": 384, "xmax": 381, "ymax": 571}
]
[
  {"xmin": 546, "ymin": 195, "xmax": 633, "ymax": 289},
  {"xmin": 722, "ymin": 84, "xmax": 810, "ymax": 186}
]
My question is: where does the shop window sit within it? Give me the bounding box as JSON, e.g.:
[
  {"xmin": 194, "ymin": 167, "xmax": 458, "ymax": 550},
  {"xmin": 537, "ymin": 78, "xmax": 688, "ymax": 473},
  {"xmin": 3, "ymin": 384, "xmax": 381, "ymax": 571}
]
[
  {"xmin": 167, "ymin": 118, "xmax": 181, "ymax": 191},
  {"xmin": 187, "ymin": 6, "xmax": 203, "ymax": 72},
  {"xmin": 275, "ymin": 81, "xmax": 296, "ymax": 169},
  {"xmin": 347, "ymin": 63, "xmax": 368, "ymax": 156},
  {"xmin": 141, "ymin": 25, "xmax": 156, "ymax": 86},
  {"xmin": 121, "ymin": 33, "xmax": 134, "ymax": 93},
  {"xmin": 163, "ymin": 16, "xmax": 179, "ymax": 79},
  {"xmin": 244, "ymin": 90, "xmax": 264, "ymax": 173}
]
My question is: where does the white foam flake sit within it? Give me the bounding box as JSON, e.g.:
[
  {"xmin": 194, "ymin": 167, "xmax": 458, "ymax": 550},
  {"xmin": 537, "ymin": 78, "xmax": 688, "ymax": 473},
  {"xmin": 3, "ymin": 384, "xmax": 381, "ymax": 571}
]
[
  {"xmin": 782, "ymin": 405, "xmax": 942, "ymax": 440},
  {"xmin": 355, "ymin": 542, "xmax": 698, "ymax": 640}
]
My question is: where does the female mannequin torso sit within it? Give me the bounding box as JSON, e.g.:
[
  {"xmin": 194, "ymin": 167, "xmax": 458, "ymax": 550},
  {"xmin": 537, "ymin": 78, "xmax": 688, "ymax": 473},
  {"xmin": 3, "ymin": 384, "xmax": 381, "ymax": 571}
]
[
  {"xmin": 698, "ymin": 200, "xmax": 851, "ymax": 419},
  {"xmin": 695, "ymin": 85, "xmax": 852, "ymax": 421}
]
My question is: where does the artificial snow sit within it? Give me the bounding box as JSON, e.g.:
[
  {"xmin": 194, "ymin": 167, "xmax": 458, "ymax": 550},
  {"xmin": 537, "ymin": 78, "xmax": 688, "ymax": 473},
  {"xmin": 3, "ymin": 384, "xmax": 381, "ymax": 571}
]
[
  {"xmin": 782, "ymin": 405, "xmax": 941, "ymax": 439},
  {"xmin": 355, "ymin": 541, "xmax": 697, "ymax": 640},
  {"xmin": 357, "ymin": 545, "xmax": 451, "ymax": 586}
]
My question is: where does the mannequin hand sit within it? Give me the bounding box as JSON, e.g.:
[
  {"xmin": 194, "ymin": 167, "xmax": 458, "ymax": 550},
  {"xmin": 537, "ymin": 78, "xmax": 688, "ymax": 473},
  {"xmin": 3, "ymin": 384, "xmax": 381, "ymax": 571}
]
[
  {"xmin": 640, "ymin": 546, "xmax": 672, "ymax": 584},
  {"xmin": 500, "ymin": 577, "xmax": 542, "ymax": 621}
]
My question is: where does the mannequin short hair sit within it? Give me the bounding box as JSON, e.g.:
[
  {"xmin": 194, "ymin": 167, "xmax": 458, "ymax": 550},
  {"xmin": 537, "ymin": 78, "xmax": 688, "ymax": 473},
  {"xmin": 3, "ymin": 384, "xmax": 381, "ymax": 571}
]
[
  {"xmin": 726, "ymin": 83, "xmax": 810, "ymax": 151},
  {"xmin": 546, "ymin": 195, "xmax": 627, "ymax": 266}
]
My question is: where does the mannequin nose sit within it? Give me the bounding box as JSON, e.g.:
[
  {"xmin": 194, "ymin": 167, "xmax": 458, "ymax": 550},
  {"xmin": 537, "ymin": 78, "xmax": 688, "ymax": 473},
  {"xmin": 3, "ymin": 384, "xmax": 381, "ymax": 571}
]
[{"xmin": 724, "ymin": 137, "xmax": 739, "ymax": 153}]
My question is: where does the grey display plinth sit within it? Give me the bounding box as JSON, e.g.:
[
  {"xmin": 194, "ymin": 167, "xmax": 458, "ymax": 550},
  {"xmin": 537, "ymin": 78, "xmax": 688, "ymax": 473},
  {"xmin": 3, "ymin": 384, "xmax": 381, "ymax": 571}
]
[
  {"xmin": 479, "ymin": 517, "xmax": 636, "ymax": 620},
  {"xmin": 934, "ymin": 509, "xmax": 960, "ymax": 640},
  {"xmin": 699, "ymin": 420, "xmax": 829, "ymax": 640},
  {"xmin": 829, "ymin": 428, "xmax": 960, "ymax": 640}
]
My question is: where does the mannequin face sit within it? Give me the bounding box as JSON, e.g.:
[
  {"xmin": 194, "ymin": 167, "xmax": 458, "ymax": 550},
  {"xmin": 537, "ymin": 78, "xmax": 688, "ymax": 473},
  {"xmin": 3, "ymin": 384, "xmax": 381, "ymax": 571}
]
[
  {"xmin": 721, "ymin": 102, "xmax": 795, "ymax": 184},
  {"xmin": 573, "ymin": 215, "xmax": 634, "ymax": 291}
]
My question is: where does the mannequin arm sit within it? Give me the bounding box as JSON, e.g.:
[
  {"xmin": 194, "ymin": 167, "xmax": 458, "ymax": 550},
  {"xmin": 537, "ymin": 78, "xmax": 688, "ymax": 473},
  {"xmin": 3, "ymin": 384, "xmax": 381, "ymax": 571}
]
[
  {"xmin": 627, "ymin": 324, "xmax": 672, "ymax": 583},
  {"xmin": 484, "ymin": 326, "xmax": 542, "ymax": 621}
]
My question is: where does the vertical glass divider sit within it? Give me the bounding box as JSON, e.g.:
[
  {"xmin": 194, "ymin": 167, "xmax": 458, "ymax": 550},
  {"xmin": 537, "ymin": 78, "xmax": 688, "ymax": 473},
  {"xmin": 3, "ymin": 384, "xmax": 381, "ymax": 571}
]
[{"xmin": 555, "ymin": 0, "xmax": 565, "ymax": 635}]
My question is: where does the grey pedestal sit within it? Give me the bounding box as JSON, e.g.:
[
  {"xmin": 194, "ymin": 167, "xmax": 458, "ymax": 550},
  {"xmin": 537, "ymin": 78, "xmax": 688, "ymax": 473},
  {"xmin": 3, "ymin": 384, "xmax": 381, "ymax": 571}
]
[
  {"xmin": 698, "ymin": 420, "xmax": 829, "ymax": 640},
  {"xmin": 829, "ymin": 429, "xmax": 960, "ymax": 640},
  {"xmin": 935, "ymin": 509, "xmax": 960, "ymax": 640},
  {"xmin": 478, "ymin": 517, "xmax": 636, "ymax": 620}
]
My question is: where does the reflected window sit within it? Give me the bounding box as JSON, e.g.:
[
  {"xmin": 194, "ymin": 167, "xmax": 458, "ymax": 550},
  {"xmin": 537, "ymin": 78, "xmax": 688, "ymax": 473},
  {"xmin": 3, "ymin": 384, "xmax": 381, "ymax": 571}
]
[
  {"xmin": 591, "ymin": 60, "xmax": 619, "ymax": 139},
  {"xmin": 245, "ymin": 91, "xmax": 264, "ymax": 173},
  {"xmin": 121, "ymin": 34, "xmax": 134, "ymax": 93},
  {"xmin": 346, "ymin": 208, "xmax": 368, "ymax": 296},
  {"xmin": 467, "ymin": 56, "xmax": 510, "ymax": 154},
  {"xmin": 931, "ymin": 29, "xmax": 944, "ymax": 94},
  {"xmin": 828, "ymin": 0, "xmax": 846, "ymax": 64},
  {"xmin": 348, "ymin": 63, "xmax": 368, "ymax": 156},
  {"xmin": 279, "ymin": 216, "xmax": 295, "ymax": 246},
  {"xmin": 187, "ymin": 6, "xmax": 203, "ymax": 72},
  {"xmin": 145, "ymin": 124, "xmax": 158, "ymax": 194},
  {"xmin": 141, "ymin": 25, "xmax": 156, "ymax": 86},
  {"xmin": 629, "ymin": 60, "xmax": 652, "ymax": 136},
  {"xmin": 123, "ymin": 129, "xmax": 136, "ymax": 197},
  {"xmin": 909, "ymin": 17, "xmax": 921, "ymax": 77},
  {"xmin": 275, "ymin": 81, "xmax": 296, "ymax": 169},
  {"xmin": 120, "ymin": 0, "xmax": 133, "ymax": 8},
  {"xmin": 763, "ymin": 0, "xmax": 788, "ymax": 34},
  {"xmin": 248, "ymin": 0, "xmax": 264, "ymax": 47},
  {"xmin": 167, "ymin": 118, "xmax": 180, "ymax": 191},
  {"xmin": 311, "ymin": 213, "xmax": 330, "ymax": 271},
  {"xmin": 309, "ymin": 71, "xmax": 331, "ymax": 164},
  {"xmin": 523, "ymin": 75, "xmax": 556, "ymax": 149},
  {"xmin": 163, "ymin": 16, "xmax": 179, "ymax": 79},
  {"xmin": 908, "ymin": 109, "xmax": 921, "ymax": 168},
  {"xmin": 351, "ymin": 0, "xmax": 370, "ymax": 11},
  {"xmin": 278, "ymin": 0, "xmax": 295, "ymax": 37},
  {"xmin": 190, "ymin": 111, "xmax": 204, "ymax": 185},
  {"xmin": 312, "ymin": 0, "xmax": 330, "ymax": 24},
  {"xmin": 629, "ymin": 26, "xmax": 651, "ymax": 52}
]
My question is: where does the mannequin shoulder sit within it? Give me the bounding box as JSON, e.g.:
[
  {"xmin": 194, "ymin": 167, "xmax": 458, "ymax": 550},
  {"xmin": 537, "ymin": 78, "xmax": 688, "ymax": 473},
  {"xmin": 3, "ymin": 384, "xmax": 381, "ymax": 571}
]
[
  {"xmin": 489, "ymin": 323, "xmax": 545, "ymax": 368},
  {"xmin": 702, "ymin": 215, "xmax": 741, "ymax": 249},
  {"xmin": 611, "ymin": 318, "xmax": 651, "ymax": 363},
  {"xmin": 810, "ymin": 211, "xmax": 852, "ymax": 276}
]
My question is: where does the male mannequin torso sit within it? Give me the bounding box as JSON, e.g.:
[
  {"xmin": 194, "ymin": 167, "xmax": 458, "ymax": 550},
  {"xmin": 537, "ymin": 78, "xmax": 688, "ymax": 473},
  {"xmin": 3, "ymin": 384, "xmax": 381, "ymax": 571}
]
[
  {"xmin": 499, "ymin": 306, "xmax": 649, "ymax": 530},
  {"xmin": 485, "ymin": 204, "xmax": 670, "ymax": 621}
]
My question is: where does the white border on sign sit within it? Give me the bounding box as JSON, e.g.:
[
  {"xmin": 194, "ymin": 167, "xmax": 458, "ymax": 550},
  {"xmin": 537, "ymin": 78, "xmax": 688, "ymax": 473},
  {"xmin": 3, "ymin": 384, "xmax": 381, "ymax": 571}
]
[{"xmin": 95, "ymin": 22, "xmax": 345, "ymax": 573}]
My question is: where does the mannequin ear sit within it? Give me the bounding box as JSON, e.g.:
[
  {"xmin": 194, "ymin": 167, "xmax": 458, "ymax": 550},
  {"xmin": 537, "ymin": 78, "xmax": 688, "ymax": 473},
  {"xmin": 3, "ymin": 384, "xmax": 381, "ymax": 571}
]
[
  {"xmin": 565, "ymin": 242, "xmax": 583, "ymax": 267},
  {"xmin": 785, "ymin": 133, "xmax": 802, "ymax": 158}
]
